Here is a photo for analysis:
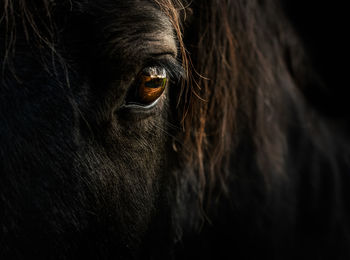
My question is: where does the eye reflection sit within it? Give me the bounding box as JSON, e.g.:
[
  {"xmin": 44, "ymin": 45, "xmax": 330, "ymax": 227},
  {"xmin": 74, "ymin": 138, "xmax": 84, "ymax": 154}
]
[
  {"xmin": 138, "ymin": 75, "xmax": 167, "ymax": 104},
  {"xmin": 127, "ymin": 67, "xmax": 168, "ymax": 107}
]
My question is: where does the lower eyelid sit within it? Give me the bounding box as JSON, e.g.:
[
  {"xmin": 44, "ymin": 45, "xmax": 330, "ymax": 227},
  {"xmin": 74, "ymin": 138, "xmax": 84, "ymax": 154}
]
[
  {"xmin": 123, "ymin": 97, "xmax": 161, "ymax": 110},
  {"xmin": 121, "ymin": 86, "xmax": 167, "ymax": 111},
  {"xmin": 116, "ymin": 93, "xmax": 167, "ymax": 121}
]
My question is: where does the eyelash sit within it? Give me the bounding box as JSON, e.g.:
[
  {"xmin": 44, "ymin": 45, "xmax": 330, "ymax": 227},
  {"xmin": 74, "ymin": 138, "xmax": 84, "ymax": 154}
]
[{"xmin": 148, "ymin": 58, "xmax": 185, "ymax": 83}]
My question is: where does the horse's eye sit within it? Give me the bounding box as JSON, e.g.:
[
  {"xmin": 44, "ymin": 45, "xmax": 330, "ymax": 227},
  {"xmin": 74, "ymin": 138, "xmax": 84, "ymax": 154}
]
[{"xmin": 126, "ymin": 67, "xmax": 168, "ymax": 108}]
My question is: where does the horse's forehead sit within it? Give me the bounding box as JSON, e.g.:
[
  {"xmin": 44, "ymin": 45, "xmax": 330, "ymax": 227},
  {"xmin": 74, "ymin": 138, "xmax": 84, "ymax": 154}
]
[{"xmin": 73, "ymin": 0, "xmax": 178, "ymax": 61}]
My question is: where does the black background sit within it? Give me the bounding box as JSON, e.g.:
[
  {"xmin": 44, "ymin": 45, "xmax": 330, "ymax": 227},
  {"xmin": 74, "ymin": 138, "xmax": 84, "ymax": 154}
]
[{"xmin": 281, "ymin": 1, "xmax": 349, "ymax": 120}]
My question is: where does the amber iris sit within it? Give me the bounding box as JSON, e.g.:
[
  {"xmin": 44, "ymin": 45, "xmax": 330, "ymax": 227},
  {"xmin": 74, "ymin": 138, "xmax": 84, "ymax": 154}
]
[{"xmin": 137, "ymin": 74, "xmax": 167, "ymax": 105}]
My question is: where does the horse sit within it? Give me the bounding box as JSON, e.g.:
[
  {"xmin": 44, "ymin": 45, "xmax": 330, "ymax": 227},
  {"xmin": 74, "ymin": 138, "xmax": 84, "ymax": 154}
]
[{"xmin": 1, "ymin": 0, "xmax": 349, "ymax": 259}]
